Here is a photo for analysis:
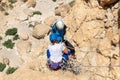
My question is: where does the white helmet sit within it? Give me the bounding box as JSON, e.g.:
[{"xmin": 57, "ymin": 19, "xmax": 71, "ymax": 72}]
[{"xmin": 56, "ymin": 19, "xmax": 64, "ymax": 29}]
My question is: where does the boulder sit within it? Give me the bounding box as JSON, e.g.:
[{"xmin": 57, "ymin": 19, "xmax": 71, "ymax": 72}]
[
  {"xmin": 44, "ymin": 16, "xmax": 61, "ymax": 27},
  {"xmin": 44, "ymin": 16, "xmax": 57, "ymax": 26},
  {"xmin": 22, "ymin": 0, "xmax": 36, "ymax": 7},
  {"xmin": 44, "ymin": 16, "xmax": 55, "ymax": 27},
  {"xmin": 100, "ymin": 0, "xmax": 119, "ymax": 7},
  {"xmin": 32, "ymin": 24, "xmax": 50, "ymax": 39},
  {"xmin": 55, "ymin": 4, "xmax": 71, "ymax": 16}
]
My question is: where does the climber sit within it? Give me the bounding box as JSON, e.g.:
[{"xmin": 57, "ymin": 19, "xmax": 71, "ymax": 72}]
[
  {"xmin": 46, "ymin": 33, "xmax": 69, "ymax": 70},
  {"xmin": 51, "ymin": 19, "xmax": 75, "ymax": 57},
  {"xmin": 51, "ymin": 19, "xmax": 67, "ymax": 41}
]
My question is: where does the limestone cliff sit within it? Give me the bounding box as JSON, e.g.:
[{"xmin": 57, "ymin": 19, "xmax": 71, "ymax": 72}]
[{"xmin": 0, "ymin": 0, "xmax": 119, "ymax": 80}]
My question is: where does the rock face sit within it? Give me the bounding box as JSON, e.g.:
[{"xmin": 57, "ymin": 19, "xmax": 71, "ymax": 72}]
[
  {"xmin": 0, "ymin": 0, "xmax": 120, "ymax": 80},
  {"xmin": 32, "ymin": 24, "xmax": 50, "ymax": 39},
  {"xmin": 3, "ymin": 58, "xmax": 76, "ymax": 80},
  {"xmin": 63, "ymin": 0, "xmax": 120, "ymax": 79}
]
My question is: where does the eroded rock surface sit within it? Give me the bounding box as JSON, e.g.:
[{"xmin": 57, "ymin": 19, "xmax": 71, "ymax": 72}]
[{"xmin": 0, "ymin": 0, "xmax": 119, "ymax": 80}]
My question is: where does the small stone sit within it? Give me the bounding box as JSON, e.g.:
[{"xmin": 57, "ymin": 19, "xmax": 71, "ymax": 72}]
[{"xmin": 19, "ymin": 33, "xmax": 29, "ymax": 40}]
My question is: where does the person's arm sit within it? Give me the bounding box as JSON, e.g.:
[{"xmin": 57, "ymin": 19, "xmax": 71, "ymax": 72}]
[
  {"xmin": 61, "ymin": 43, "xmax": 68, "ymax": 54},
  {"xmin": 62, "ymin": 47, "xmax": 68, "ymax": 54}
]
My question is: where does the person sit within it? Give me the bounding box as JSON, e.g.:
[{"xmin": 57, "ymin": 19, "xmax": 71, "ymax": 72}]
[
  {"xmin": 51, "ymin": 19, "xmax": 75, "ymax": 56},
  {"xmin": 46, "ymin": 33, "xmax": 69, "ymax": 70},
  {"xmin": 51, "ymin": 19, "xmax": 67, "ymax": 41}
]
